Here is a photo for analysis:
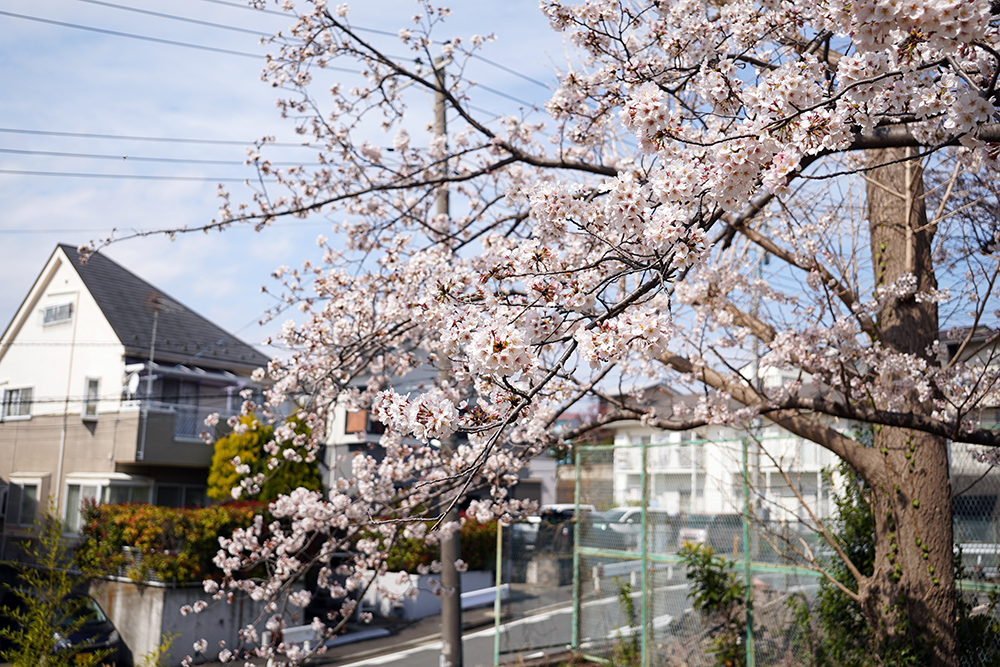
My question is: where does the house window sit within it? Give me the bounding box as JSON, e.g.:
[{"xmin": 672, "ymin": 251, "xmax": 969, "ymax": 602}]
[
  {"xmin": 64, "ymin": 480, "xmax": 151, "ymax": 533},
  {"xmin": 1, "ymin": 387, "xmax": 33, "ymax": 420},
  {"xmin": 17, "ymin": 483, "xmax": 38, "ymax": 525},
  {"xmin": 42, "ymin": 303, "xmax": 73, "ymax": 326},
  {"xmin": 83, "ymin": 378, "xmax": 99, "ymax": 420},
  {"xmin": 64, "ymin": 484, "xmax": 99, "ymax": 534},
  {"xmin": 155, "ymin": 484, "xmax": 207, "ymax": 508},
  {"xmin": 102, "ymin": 484, "xmax": 151, "ymax": 505}
]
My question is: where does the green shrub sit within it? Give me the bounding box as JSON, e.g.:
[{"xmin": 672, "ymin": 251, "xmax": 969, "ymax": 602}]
[
  {"xmin": 208, "ymin": 414, "xmax": 320, "ymax": 503},
  {"xmin": 76, "ymin": 502, "xmax": 265, "ymax": 584},
  {"xmin": 679, "ymin": 541, "xmax": 747, "ymax": 667},
  {"xmin": 383, "ymin": 518, "xmax": 498, "ymax": 573}
]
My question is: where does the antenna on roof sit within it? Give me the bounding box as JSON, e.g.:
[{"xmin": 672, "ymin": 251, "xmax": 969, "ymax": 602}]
[{"xmin": 143, "ymin": 293, "xmax": 182, "ymax": 399}]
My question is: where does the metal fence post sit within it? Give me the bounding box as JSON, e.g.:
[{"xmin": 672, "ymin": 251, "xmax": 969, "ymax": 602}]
[
  {"xmin": 640, "ymin": 437, "xmax": 649, "ymax": 667},
  {"xmin": 742, "ymin": 435, "xmax": 755, "ymax": 667},
  {"xmin": 572, "ymin": 445, "xmax": 582, "ymax": 651},
  {"xmin": 494, "ymin": 522, "xmax": 502, "ymax": 666}
]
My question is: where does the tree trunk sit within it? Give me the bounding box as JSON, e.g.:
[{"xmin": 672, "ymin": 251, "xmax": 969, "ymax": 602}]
[{"xmin": 861, "ymin": 148, "xmax": 957, "ymax": 666}]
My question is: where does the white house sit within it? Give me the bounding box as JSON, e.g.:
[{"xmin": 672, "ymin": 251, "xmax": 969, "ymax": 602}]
[
  {"xmin": 0, "ymin": 244, "xmax": 269, "ymax": 550},
  {"xmin": 605, "ymin": 378, "xmax": 841, "ymax": 524},
  {"xmin": 939, "ymin": 326, "xmax": 1000, "ymax": 546}
]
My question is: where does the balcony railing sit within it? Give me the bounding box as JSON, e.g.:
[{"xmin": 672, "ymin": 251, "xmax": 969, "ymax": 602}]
[{"xmin": 144, "ymin": 401, "xmax": 238, "ymax": 440}]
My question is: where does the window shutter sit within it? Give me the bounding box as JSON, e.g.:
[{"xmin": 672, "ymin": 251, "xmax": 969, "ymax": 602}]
[{"xmin": 345, "ymin": 410, "xmax": 368, "ymax": 434}]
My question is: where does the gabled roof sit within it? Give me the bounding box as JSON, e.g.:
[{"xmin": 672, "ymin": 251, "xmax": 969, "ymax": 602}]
[{"xmin": 57, "ymin": 244, "xmax": 269, "ymax": 372}]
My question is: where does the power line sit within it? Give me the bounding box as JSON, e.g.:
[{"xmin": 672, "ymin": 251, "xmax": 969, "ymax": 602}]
[
  {"xmin": 0, "ymin": 217, "xmax": 333, "ymax": 234},
  {"xmin": 472, "ymin": 83, "xmax": 540, "ymax": 109},
  {"xmin": 0, "ymin": 147, "xmax": 304, "ymax": 166},
  {"xmin": 0, "ymin": 9, "xmax": 263, "ymax": 59},
  {"xmin": 197, "ymin": 0, "xmax": 287, "ymax": 18},
  {"xmin": 74, "ymin": 0, "xmax": 272, "ymax": 37},
  {"xmin": 0, "ymin": 169, "xmax": 267, "ymax": 183},
  {"xmin": 0, "ymin": 9, "xmax": 362, "ymax": 73},
  {"xmin": 468, "ymin": 54, "xmax": 551, "ymax": 90},
  {"xmin": 0, "ymin": 229, "xmax": 121, "ymax": 234},
  {"xmin": 0, "ymin": 127, "xmax": 311, "ymax": 147},
  {"xmin": 197, "ymin": 1, "xmax": 554, "ymax": 93}
]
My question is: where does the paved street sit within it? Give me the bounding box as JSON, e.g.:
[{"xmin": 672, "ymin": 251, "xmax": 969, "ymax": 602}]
[
  {"xmin": 325, "ymin": 602, "xmax": 573, "ymax": 667},
  {"xmin": 314, "ymin": 584, "xmax": 576, "ymax": 667}
]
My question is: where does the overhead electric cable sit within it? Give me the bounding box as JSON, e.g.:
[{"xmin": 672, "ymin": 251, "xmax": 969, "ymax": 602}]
[
  {"xmin": 468, "ymin": 54, "xmax": 551, "ymax": 89},
  {"xmin": 0, "ymin": 169, "xmax": 270, "ymax": 182},
  {"xmin": 198, "ymin": 0, "xmax": 287, "ymax": 17},
  {"xmin": 0, "ymin": 10, "xmax": 263, "ymax": 58},
  {"xmin": 472, "ymin": 83, "xmax": 539, "ymax": 109},
  {"xmin": 0, "ymin": 127, "xmax": 311, "ymax": 147},
  {"xmin": 0, "ymin": 147, "xmax": 304, "ymax": 166},
  {"xmin": 75, "ymin": 0, "xmax": 272, "ymax": 36},
  {"xmin": 197, "ymin": 1, "xmax": 553, "ymax": 95}
]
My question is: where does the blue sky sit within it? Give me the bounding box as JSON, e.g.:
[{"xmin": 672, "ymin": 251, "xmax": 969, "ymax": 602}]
[{"xmin": 0, "ymin": 0, "xmax": 565, "ymax": 358}]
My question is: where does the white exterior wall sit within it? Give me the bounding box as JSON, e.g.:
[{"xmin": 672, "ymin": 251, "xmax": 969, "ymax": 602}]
[
  {"xmin": 610, "ymin": 418, "xmax": 842, "ymax": 522},
  {"xmin": 0, "ymin": 249, "xmax": 126, "ymax": 419}
]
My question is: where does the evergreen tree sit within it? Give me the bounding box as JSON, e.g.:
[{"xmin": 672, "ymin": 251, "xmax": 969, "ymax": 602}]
[{"xmin": 207, "ymin": 415, "xmax": 320, "ymax": 503}]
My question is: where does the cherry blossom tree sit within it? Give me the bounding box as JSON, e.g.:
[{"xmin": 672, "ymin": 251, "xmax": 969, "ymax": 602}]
[{"xmin": 98, "ymin": 1, "xmax": 1000, "ymax": 665}]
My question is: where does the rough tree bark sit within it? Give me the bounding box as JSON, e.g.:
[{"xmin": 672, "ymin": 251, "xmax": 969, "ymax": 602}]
[{"xmin": 859, "ymin": 148, "xmax": 956, "ymax": 666}]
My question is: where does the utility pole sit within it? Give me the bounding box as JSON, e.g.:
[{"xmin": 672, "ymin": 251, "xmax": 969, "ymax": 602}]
[
  {"xmin": 434, "ymin": 57, "xmax": 463, "ymax": 667},
  {"xmin": 741, "ymin": 245, "xmax": 765, "ymax": 667}
]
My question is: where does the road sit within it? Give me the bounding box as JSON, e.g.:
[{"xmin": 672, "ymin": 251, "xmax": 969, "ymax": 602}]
[
  {"xmin": 205, "ymin": 569, "xmax": 817, "ymax": 667},
  {"xmin": 321, "ymin": 598, "xmax": 575, "ymax": 667},
  {"xmin": 320, "ymin": 579, "xmax": 700, "ymax": 667}
]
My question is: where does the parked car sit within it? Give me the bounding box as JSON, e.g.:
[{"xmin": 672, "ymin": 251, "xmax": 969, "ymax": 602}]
[
  {"xmin": 584, "ymin": 507, "xmax": 681, "ymax": 553},
  {"xmin": 0, "ymin": 588, "xmax": 128, "ymax": 666},
  {"xmin": 677, "ymin": 514, "xmax": 745, "ymax": 555},
  {"xmin": 537, "ymin": 503, "xmax": 596, "ymax": 523}
]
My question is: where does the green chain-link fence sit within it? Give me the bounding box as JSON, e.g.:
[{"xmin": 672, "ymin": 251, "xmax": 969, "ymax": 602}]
[{"xmin": 571, "ymin": 436, "xmax": 1000, "ymax": 666}]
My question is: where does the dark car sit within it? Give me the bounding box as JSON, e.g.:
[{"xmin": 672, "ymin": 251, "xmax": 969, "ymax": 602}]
[{"xmin": 0, "ymin": 589, "xmax": 128, "ymax": 666}]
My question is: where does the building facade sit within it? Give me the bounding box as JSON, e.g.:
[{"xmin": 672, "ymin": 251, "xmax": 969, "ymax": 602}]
[{"xmin": 0, "ymin": 244, "xmax": 268, "ymax": 551}]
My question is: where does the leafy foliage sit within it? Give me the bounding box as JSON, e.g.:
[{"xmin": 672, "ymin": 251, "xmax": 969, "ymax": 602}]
[
  {"xmin": 0, "ymin": 512, "xmax": 110, "ymax": 667},
  {"xmin": 679, "ymin": 542, "xmax": 746, "ymax": 667},
  {"xmin": 207, "ymin": 415, "xmax": 320, "ymax": 503},
  {"xmin": 813, "ymin": 464, "xmax": 878, "ymax": 667},
  {"xmin": 955, "ymin": 560, "xmax": 1000, "ymax": 667},
  {"xmin": 810, "ymin": 462, "xmax": 1000, "ymax": 666},
  {"xmin": 76, "ymin": 502, "xmax": 265, "ymax": 584},
  {"xmin": 134, "ymin": 633, "xmax": 178, "ymax": 667},
  {"xmin": 383, "ymin": 517, "xmax": 497, "ymax": 573},
  {"xmin": 611, "ymin": 579, "xmax": 640, "ymax": 667}
]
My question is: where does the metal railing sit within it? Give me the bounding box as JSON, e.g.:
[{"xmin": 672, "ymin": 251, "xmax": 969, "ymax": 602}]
[{"xmin": 143, "ymin": 401, "xmax": 237, "ymax": 440}]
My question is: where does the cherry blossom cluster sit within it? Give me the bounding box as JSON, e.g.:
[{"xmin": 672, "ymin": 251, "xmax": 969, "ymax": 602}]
[{"xmin": 171, "ymin": 0, "xmax": 1000, "ymax": 662}]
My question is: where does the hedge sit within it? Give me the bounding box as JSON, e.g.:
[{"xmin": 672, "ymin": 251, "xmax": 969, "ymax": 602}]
[
  {"xmin": 77, "ymin": 502, "xmax": 499, "ymax": 584},
  {"xmin": 75, "ymin": 501, "xmax": 265, "ymax": 584},
  {"xmin": 384, "ymin": 518, "xmax": 498, "ymax": 573}
]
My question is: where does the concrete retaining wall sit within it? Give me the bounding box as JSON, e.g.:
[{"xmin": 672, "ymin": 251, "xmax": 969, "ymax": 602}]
[
  {"xmin": 89, "ymin": 579, "xmax": 271, "ymax": 667},
  {"xmin": 360, "ymin": 570, "xmax": 494, "ymax": 620}
]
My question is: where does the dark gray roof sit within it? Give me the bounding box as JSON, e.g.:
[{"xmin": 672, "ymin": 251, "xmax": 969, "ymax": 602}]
[{"xmin": 58, "ymin": 244, "xmax": 269, "ymax": 373}]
